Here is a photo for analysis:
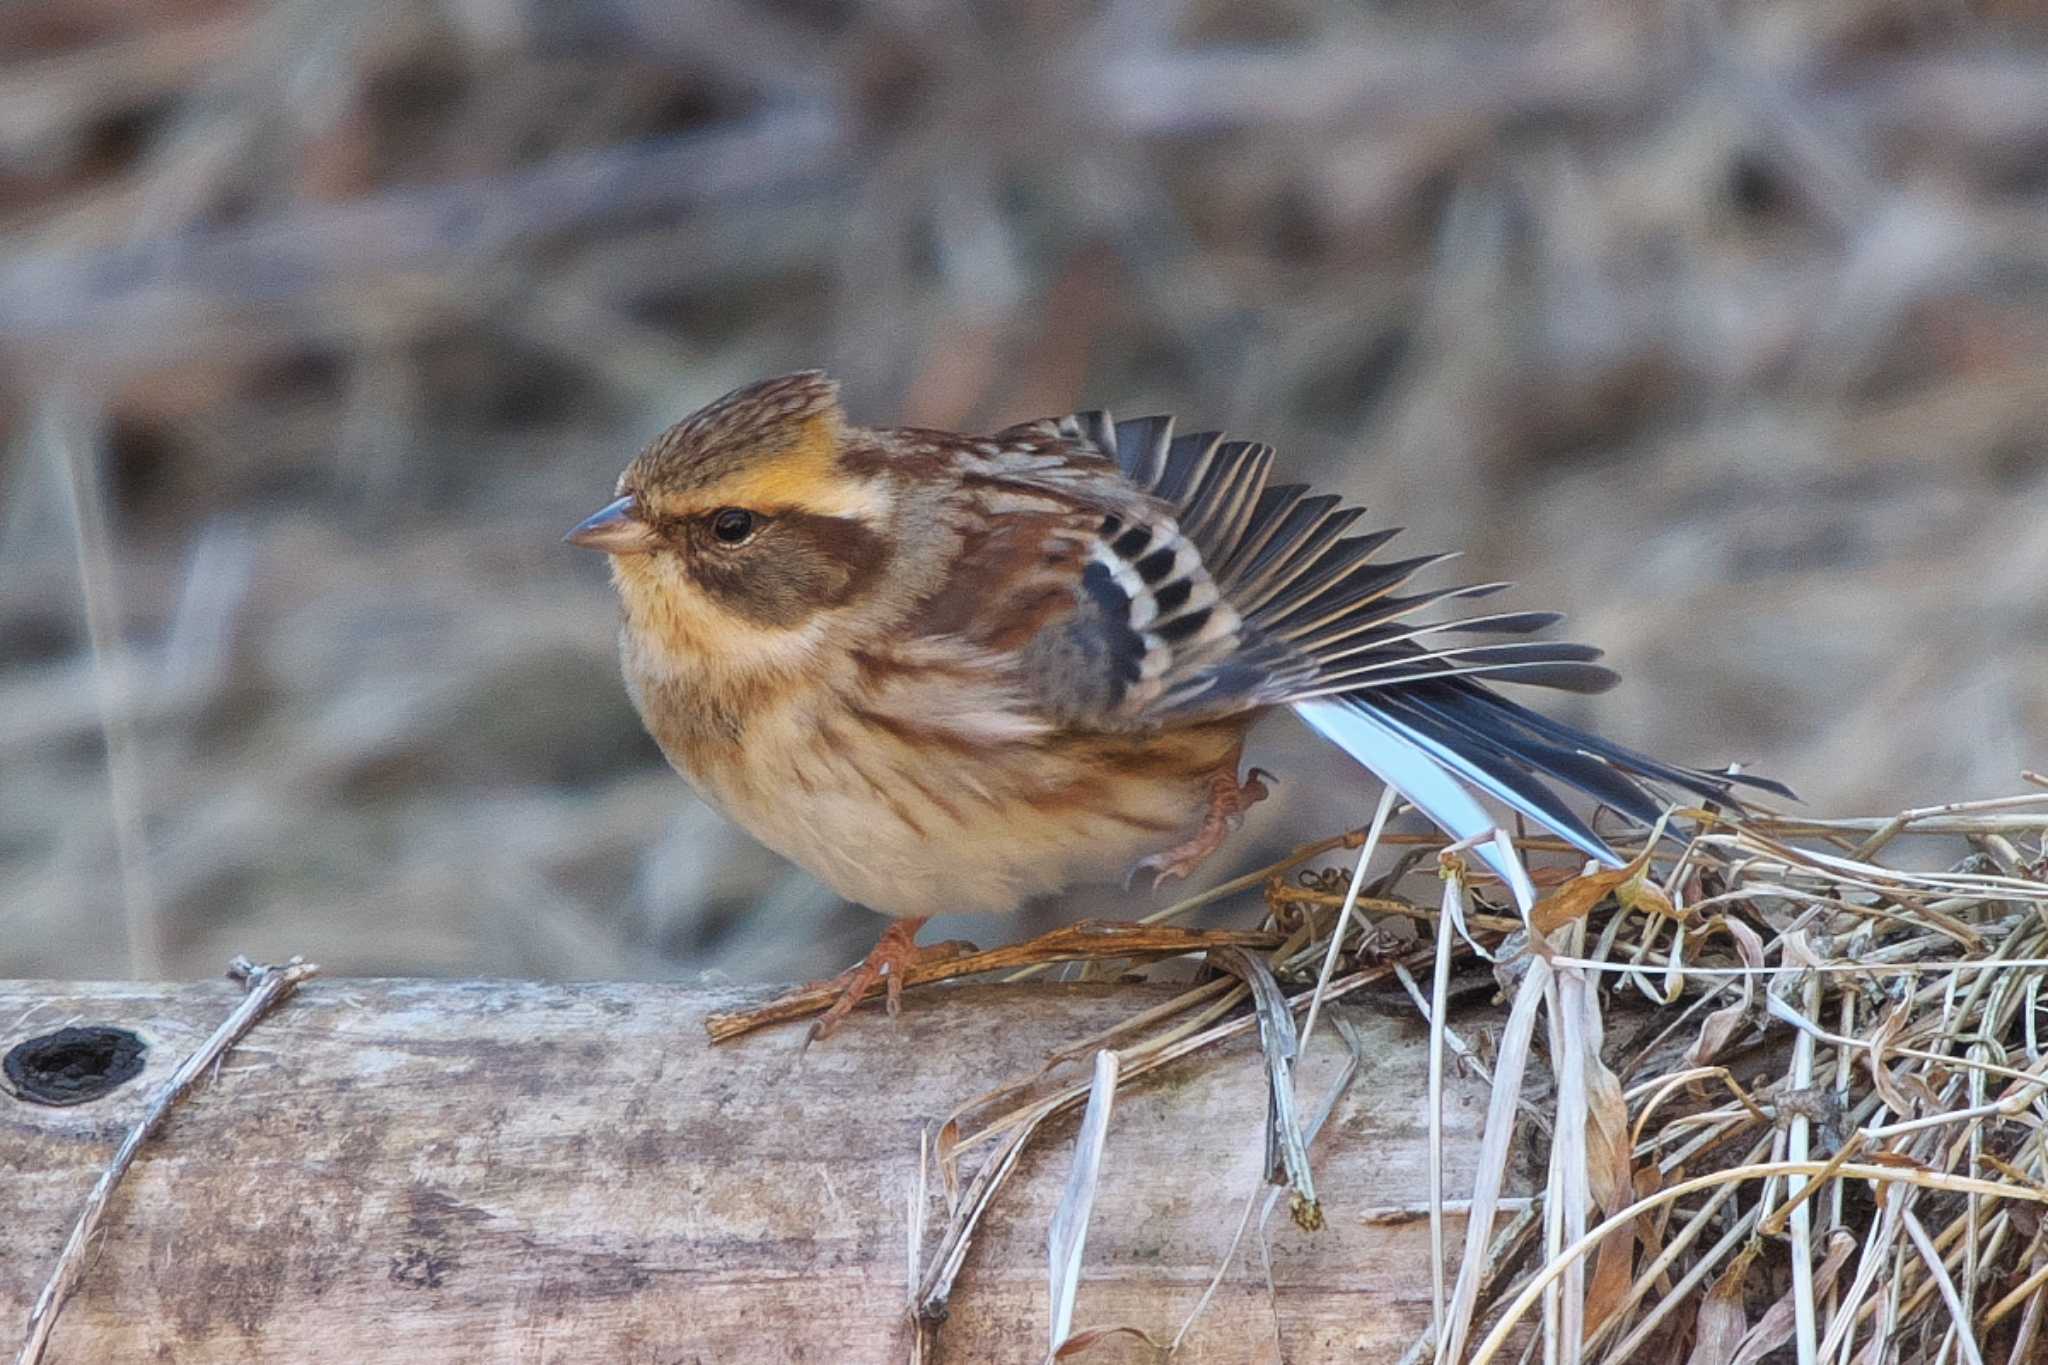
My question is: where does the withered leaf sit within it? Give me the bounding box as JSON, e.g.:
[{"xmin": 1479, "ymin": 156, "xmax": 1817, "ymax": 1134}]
[{"xmin": 1685, "ymin": 1240, "xmax": 1761, "ymax": 1365}]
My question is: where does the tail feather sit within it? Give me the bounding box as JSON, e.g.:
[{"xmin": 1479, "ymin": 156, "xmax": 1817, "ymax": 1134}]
[
  {"xmin": 1433, "ymin": 681, "xmax": 1797, "ymax": 804},
  {"xmin": 1382, "ymin": 686, "xmax": 1671, "ymax": 825},
  {"xmin": 1298, "ymin": 682, "xmax": 1792, "ymax": 902},
  {"xmin": 1363, "ymin": 691, "xmax": 1627, "ymax": 851},
  {"xmin": 1295, "ymin": 697, "xmax": 1542, "ymax": 909}
]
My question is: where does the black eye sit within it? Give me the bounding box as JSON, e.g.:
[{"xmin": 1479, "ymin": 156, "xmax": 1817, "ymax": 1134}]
[{"xmin": 709, "ymin": 508, "xmax": 755, "ymax": 544}]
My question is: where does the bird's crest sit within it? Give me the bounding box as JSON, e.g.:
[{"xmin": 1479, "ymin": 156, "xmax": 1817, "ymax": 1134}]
[{"xmin": 630, "ymin": 371, "xmax": 847, "ymax": 504}]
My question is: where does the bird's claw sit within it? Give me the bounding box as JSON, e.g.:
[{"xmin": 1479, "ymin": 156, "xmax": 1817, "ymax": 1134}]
[
  {"xmin": 1126, "ymin": 765, "xmax": 1276, "ymax": 891},
  {"xmin": 1124, "ymin": 852, "xmax": 1179, "ymax": 892},
  {"xmin": 803, "ymin": 921, "xmax": 976, "ymax": 1045}
]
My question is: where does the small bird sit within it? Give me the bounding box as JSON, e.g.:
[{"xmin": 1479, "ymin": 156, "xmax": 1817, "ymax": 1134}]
[{"xmin": 569, "ymin": 371, "xmax": 1784, "ymax": 1037}]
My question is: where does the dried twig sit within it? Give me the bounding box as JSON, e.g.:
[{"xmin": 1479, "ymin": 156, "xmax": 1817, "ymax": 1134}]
[
  {"xmin": 1214, "ymin": 947, "xmax": 1319, "ymax": 1231},
  {"xmin": 792, "ymin": 787, "xmax": 2048, "ymax": 1360},
  {"xmin": 1045, "ymin": 1050, "xmax": 1120, "ymax": 1358},
  {"xmin": 15, "ymin": 956, "xmax": 319, "ymax": 1365},
  {"xmin": 705, "ymin": 922, "xmax": 1283, "ymax": 1042}
]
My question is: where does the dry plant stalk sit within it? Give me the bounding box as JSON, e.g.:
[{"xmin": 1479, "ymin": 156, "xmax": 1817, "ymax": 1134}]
[
  {"xmin": 1439, "ymin": 791, "xmax": 2048, "ymax": 1364},
  {"xmin": 788, "ymin": 790, "xmax": 2048, "ymax": 1362},
  {"xmin": 15, "ymin": 955, "xmax": 320, "ymax": 1365},
  {"xmin": 704, "ymin": 922, "xmax": 1286, "ymax": 1042}
]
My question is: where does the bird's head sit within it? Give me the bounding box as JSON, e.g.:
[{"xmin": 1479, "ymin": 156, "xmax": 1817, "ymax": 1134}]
[{"xmin": 567, "ymin": 371, "xmax": 894, "ymax": 672}]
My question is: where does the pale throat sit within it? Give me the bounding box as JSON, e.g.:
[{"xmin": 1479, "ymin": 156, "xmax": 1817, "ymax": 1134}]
[{"xmin": 612, "ymin": 556, "xmax": 830, "ymax": 687}]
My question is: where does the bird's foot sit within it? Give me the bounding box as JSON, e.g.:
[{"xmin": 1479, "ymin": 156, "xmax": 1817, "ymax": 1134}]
[
  {"xmin": 1128, "ymin": 766, "xmax": 1275, "ymax": 890},
  {"xmin": 804, "ymin": 918, "xmax": 976, "ymax": 1044}
]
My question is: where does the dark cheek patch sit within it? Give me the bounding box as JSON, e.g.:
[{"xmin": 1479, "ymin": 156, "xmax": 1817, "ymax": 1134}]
[
  {"xmin": 689, "ymin": 552, "xmax": 818, "ymax": 628},
  {"xmin": 688, "ymin": 512, "xmax": 890, "ymax": 629}
]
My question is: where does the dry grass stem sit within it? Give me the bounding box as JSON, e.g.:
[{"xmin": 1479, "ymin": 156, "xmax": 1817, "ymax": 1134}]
[
  {"xmin": 15, "ymin": 955, "xmax": 319, "ymax": 1365},
  {"xmin": 1214, "ymin": 946, "xmax": 1320, "ymax": 1230},
  {"xmin": 1046, "ymin": 1050, "xmax": 1120, "ymax": 1356},
  {"xmin": 770, "ymin": 787, "xmax": 2048, "ymax": 1361},
  {"xmin": 705, "ymin": 922, "xmax": 1284, "ymax": 1041}
]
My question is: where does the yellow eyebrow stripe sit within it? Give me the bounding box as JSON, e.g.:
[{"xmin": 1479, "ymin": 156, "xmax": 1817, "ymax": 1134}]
[{"xmin": 644, "ymin": 414, "xmax": 884, "ymax": 520}]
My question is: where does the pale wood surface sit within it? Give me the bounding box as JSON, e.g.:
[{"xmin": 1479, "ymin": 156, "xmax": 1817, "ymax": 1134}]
[{"xmin": 1, "ymin": 978, "xmax": 1499, "ymax": 1363}]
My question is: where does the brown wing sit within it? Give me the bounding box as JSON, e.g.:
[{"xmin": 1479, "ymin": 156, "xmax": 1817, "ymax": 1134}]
[
  {"xmin": 883, "ymin": 410, "xmax": 1786, "ymax": 865},
  {"xmin": 887, "ymin": 431, "xmax": 1170, "ymax": 729},
  {"xmin": 891, "ymin": 411, "xmax": 1614, "ymax": 734},
  {"xmin": 937, "ymin": 410, "xmax": 1605, "ymax": 725},
  {"xmin": 988, "ymin": 409, "xmax": 1792, "ymax": 863}
]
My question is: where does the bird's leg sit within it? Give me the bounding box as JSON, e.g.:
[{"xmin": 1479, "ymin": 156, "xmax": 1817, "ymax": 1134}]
[
  {"xmin": 1129, "ymin": 766, "xmax": 1275, "ymax": 890},
  {"xmin": 804, "ymin": 917, "xmax": 976, "ymax": 1043}
]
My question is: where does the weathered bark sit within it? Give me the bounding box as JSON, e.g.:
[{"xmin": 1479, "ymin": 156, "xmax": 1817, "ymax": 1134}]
[{"xmin": 2, "ymin": 978, "xmax": 1497, "ymax": 1363}]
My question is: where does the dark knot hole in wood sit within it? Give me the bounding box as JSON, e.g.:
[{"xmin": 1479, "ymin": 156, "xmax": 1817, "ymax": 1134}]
[{"xmin": 5, "ymin": 1027, "xmax": 148, "ymax": 1106}]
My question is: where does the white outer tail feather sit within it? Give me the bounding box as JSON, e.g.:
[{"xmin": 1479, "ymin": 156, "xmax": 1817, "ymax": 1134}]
[{"xmin": 1293, "ymin": 697, "xmax": 1625, "ymax": 914}]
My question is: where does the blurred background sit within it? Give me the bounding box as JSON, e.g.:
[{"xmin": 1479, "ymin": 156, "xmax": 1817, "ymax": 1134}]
[{"xmin": 3, "ymin": 0, "xmax": 2045, "ymax": 985}]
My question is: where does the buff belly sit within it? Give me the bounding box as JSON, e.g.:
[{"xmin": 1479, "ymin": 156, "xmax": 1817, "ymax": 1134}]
[{"xmin": 659, "ymin": 695, "xmax": 1243, "ymax": 919}]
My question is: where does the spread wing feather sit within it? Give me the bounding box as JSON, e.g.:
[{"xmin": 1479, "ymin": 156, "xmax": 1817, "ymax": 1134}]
[{"xmin": 1017, "ymin": 407, "xmax": 1790, "ymax": 871}]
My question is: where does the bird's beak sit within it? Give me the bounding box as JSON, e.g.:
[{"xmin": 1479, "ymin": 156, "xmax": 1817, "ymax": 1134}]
[{"xmin": 564, "ymin": 496, "xmax": 660, "ymax": 554}]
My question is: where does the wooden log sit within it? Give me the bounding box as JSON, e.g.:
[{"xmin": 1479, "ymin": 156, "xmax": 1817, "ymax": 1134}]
[{"xmin": 1, "ymin": 977, "xmax": 1501, "ymax": 1363}]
